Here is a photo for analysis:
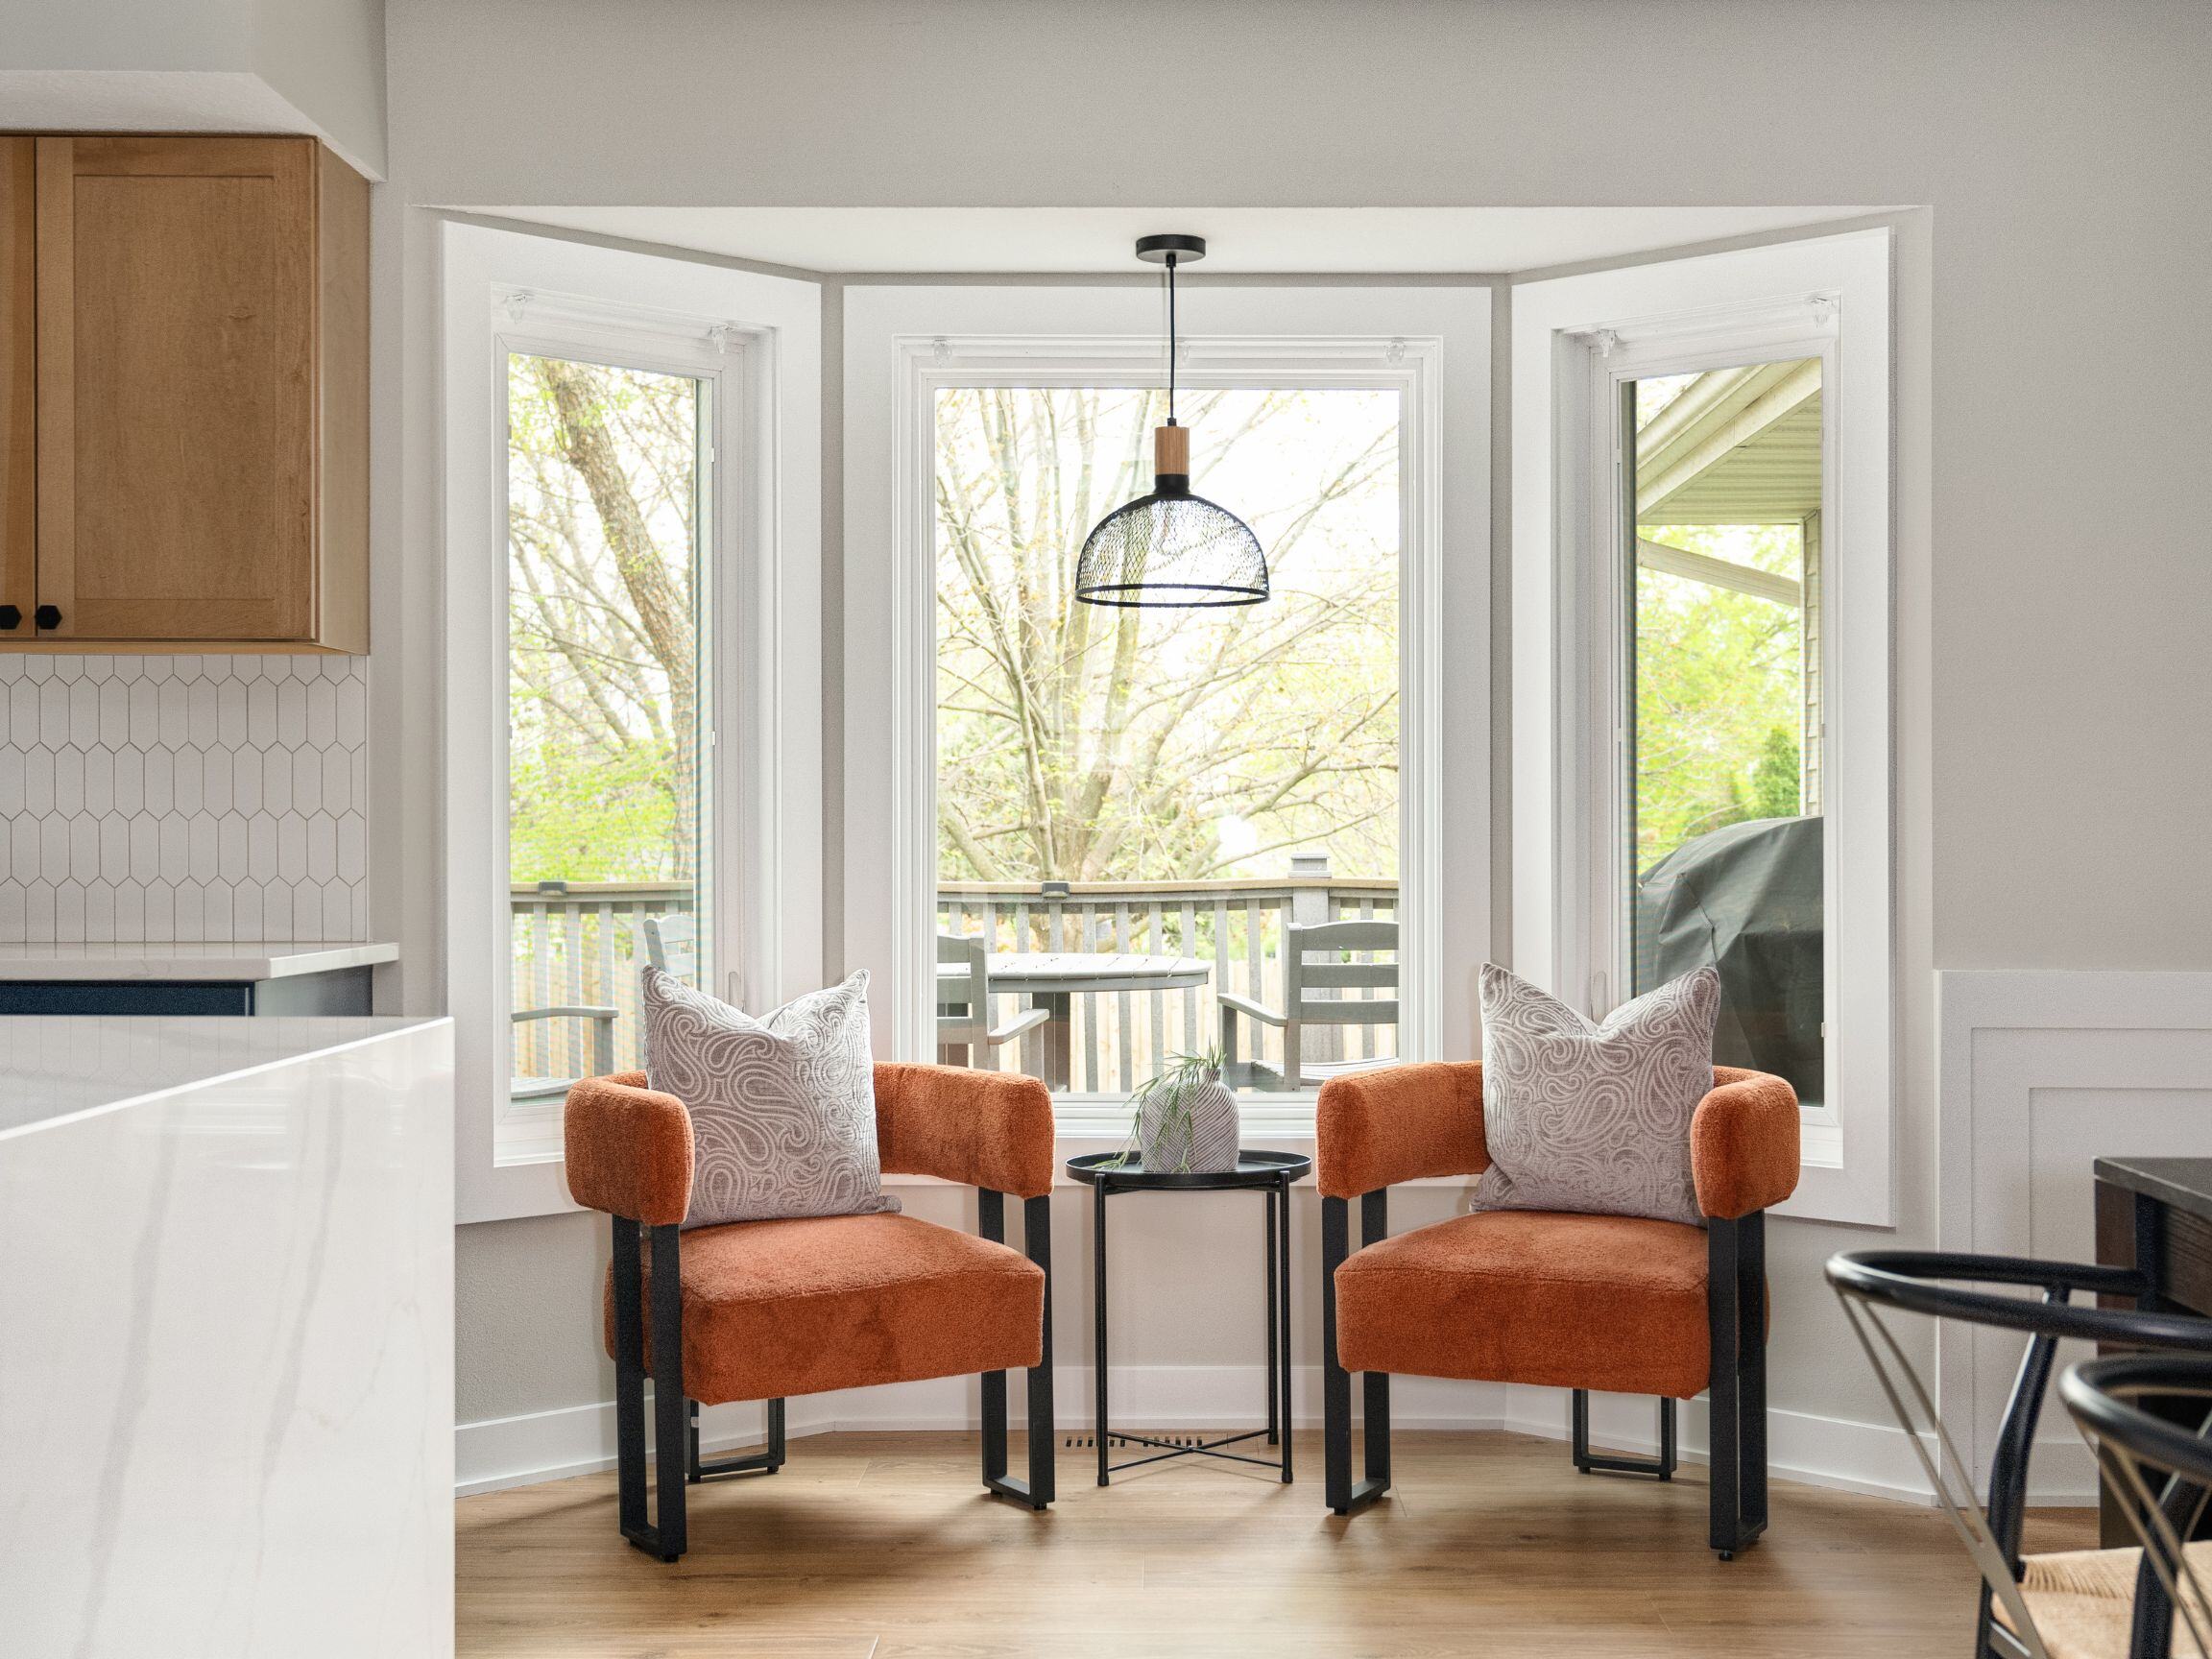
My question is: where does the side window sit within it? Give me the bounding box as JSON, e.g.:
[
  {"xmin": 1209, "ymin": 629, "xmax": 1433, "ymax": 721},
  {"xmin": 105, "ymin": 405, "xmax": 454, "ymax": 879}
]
[
  {"xmin": 1623, "ymin": 359, "xmax": 1825, "ymax": 1107},
  {"xmin": 504, "ymin": 352, "xmax": 711, "ymax": 1115}
]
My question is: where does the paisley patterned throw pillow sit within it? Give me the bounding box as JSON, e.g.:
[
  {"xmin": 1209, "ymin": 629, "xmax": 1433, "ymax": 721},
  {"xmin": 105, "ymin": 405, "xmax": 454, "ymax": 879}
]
[
  {"xmin": 1471, "ymin": 962, "xmax": 1720, "ymax": 1227},
  {"xmin": 642, "ymin": 967, "xmax": 901, "ymax": 1229}
]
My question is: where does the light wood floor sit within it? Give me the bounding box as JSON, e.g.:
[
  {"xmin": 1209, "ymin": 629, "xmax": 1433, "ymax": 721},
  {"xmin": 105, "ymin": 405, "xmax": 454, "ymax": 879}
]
[{"xmin": 457, "ymin": 1430, "xmax": 2096, "ymax": 1657}]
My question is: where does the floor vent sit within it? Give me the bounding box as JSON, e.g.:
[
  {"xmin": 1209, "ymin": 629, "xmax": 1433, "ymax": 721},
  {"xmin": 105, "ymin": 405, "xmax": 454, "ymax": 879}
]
[{"xmin": 1063, "ymin": 1433, "xmax": 1211, "ymax": 1450}]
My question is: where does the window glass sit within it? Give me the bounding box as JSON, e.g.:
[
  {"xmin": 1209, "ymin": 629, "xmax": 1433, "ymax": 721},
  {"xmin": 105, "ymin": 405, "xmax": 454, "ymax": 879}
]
[
  {"xmin": 506, "ymin": 353, "xmax": 710, "ymax": 1100},
  {"xmin": 1627, "ymin": 357, "xmax": 1824, "ymax": 1106},
  {"xmin": 933, "ymin": 385, "xmax": 1401, "ymax": 1096}
]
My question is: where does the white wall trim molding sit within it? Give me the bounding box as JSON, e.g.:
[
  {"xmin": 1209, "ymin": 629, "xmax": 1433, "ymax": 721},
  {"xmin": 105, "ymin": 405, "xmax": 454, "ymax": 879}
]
[
  {"xmin": 1937, "ymin": 969, "xmax": 2212, "ymax": 1494},
  {"xmin": 456, "ymin": 1370, "xmax": 1936, "ymax": 1506},
  {"xmin": 841, "ymin": 283, "xmax": 1490, "ymax": 1095}
]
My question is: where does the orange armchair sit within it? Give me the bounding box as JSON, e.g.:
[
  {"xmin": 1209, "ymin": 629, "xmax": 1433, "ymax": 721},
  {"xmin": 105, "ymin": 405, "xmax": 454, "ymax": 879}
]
[
  {"xmin": 565, "ymin": 1063, "xmax": 1057, "ymax": 1561},
  {"xmin": 1316, "ymin": 1062, "xmax": 1798, "ymax": 1558}
]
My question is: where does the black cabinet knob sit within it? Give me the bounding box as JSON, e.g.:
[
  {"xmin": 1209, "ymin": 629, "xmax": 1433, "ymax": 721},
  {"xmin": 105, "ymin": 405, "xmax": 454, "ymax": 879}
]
[
  {"xmin": 33, "ymin": 605, "xmax": 60, "ymax": 630},
  {"xmin": 0, "ymin": 605, "xmax": 18, "ymax": 630}
]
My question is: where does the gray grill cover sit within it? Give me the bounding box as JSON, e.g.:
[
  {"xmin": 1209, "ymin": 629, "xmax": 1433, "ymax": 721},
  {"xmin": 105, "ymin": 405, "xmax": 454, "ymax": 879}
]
[{"xmin": 1634, "ymin": 814, "xmax": 1822, "ymax": 1107}]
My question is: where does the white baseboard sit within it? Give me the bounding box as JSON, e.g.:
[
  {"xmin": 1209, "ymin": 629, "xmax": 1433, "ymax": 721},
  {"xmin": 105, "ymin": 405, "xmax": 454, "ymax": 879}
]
[{"xmin": 457, "ymin": 1367, "xmax": 1980, "ymax": 1507}]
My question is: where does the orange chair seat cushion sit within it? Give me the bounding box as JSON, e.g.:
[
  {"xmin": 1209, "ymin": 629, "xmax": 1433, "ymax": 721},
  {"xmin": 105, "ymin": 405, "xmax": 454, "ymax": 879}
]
[
  {"xmin": 604, "ymin": 1212, "xmax": 1045, "ymax": 1406},
  {"xmin": 1334, "ymin": 1209, "xmax": 1714, "ymax": 1398}
]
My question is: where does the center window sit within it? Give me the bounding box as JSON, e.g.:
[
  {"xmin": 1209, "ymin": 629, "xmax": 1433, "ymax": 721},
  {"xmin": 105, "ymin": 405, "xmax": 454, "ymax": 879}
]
[{"xmin": 931, "ymin": 384, "xmax": 1403, "ymax": 1096}]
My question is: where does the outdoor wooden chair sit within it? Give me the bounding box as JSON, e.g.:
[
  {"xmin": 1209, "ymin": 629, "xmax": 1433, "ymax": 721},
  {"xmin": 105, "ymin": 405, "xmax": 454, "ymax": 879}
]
[
  {"xmin": 564, "ymin": 1061, "xmax": 1057, "ymax": 1561},
  {"xmin": 641, "ymin": 913, "xmax": 697, "ymax": 980},
  {"xmin": 1318, "ymin": 1061, "xmax": 1799, "ymax": 1558},
  {"xmin": 509, "ymin": 1007, "xmax": 614, "ymax": 1104},
  {"xmin": 937, "ymin": 933, "xmax": 1049, "ymax": 1068},
  {"xmin": 1221, "ymin": 919, "xmax": 1398, "ymax": 1091}
]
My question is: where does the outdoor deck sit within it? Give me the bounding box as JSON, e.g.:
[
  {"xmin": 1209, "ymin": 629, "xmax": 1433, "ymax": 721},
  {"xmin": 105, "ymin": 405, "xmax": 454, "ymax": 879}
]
[{"xmin": 510, "ymin": 869, "xmax": 1398, "ymax": 1093}]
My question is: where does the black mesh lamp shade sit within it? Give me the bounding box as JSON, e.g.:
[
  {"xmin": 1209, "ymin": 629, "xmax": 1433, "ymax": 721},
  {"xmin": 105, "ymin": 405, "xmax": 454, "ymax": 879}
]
[
  {"xmin": 1074, "ymin": 234, "xmax": 1269, "ymax": 609},
  {"xmin": 1075, "ymin": 425, "xmax": 1268, "ymax": 608}
]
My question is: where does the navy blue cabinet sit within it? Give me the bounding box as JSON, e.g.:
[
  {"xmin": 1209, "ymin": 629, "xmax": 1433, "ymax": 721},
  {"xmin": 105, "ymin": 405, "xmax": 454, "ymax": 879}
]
[{"xmin": 0, "ymin": 968, "xmax": 373, "ymax": 1018}]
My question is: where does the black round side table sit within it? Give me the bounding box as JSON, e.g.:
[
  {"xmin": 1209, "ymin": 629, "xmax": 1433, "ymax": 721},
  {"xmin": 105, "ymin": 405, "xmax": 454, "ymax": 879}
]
[{"xmin": 1065, "ymin": 1148, "xmax": 1312, "ymax": 1486}]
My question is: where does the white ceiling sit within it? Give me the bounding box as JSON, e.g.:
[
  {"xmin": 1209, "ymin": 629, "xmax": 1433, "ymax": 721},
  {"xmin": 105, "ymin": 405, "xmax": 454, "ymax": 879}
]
[{"xmin": 452, "ymin": 205, "xmax": 1882, "ymax": 276}]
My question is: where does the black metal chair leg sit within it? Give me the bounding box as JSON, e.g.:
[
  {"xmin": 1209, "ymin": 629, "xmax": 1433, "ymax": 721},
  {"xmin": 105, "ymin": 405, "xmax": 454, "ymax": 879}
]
[
  {"xmin": 689, "ymin": 1395, "xmax": 787, "ymax": 1481},
  {"xmin": 1708, "ymin": 1214, "xmax": 1767, "ymax": 1560},
  {"xmin": 613, "ymin": 1215, "xmax": 649, "ymax": 1547},
  {"xmin": 1360, "ymin": 1191, "xmax": 1391, "ymax": 1495},
  {"xmin": 1323, "ymin": 1192, "xmax": 1391, "ymax": 1516},
  {"xmin": 980, "ymin": 1190, "xmax": 1054, "ymax": 1509},
  {"xmin": 613, "ymin": 1215, "xmax": 687, "ymax": 1562},
  {"xmin": 1024, "ymin": 1193, "xmax": 1056, "ymax": 1505},
  {"xmin": 1572, "ymin": 1390, "xmax": 1678, "ymax": 1479},
  {"xmin": 1739, "ymin": 1214, "xmax": 1768, "ymax": 1534}
]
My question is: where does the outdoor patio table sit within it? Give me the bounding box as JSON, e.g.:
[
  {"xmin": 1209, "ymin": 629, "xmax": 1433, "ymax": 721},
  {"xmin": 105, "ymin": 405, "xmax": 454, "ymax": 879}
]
[{"xmin": 935, "ymin": 951, "xmax": 1210, "ymax": 1091}]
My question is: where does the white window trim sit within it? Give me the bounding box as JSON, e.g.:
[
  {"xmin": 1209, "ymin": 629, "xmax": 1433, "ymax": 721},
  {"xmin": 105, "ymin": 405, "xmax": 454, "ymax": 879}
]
[
  {"xmin": 843, "ymin": 284, "xmax": 1490, "ymax": 1139},
  {"xmin": 1511, "ymin": 230, "xmax": 1894, "ymax": 1226},
  {"xmin": 441, "ymin": 223, "xmax": 823, "ymax": 1224}
]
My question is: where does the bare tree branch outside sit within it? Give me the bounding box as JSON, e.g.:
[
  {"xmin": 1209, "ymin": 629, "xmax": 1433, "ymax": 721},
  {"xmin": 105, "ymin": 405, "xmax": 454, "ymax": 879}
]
[{"xmin": 934, "ymin": 385, "xmax": 1403, "ymax": 888}]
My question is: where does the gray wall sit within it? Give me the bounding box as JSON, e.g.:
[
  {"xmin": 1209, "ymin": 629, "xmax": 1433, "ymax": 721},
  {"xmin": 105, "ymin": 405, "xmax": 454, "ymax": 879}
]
[
  {"xmin": 404, "ymin": 0, "xmax": 2212, "ymax": 1472},
  {"xmin": 8, "ymin": 0, "xmax": 389, "ymax": 176}
]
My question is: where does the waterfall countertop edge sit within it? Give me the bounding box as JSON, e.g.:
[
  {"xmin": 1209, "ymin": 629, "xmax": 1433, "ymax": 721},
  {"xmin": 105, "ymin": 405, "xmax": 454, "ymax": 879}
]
[{"xmin": 0, "ymin": 1014, "xmax": 450, "ymax": 1139}]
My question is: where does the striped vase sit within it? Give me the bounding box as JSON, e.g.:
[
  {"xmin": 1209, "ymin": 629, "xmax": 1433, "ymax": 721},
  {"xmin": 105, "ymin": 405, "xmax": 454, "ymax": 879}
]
[{"xmin": 1137, "ymin": 1067, "xmax": 1240, "ymax": 1173}]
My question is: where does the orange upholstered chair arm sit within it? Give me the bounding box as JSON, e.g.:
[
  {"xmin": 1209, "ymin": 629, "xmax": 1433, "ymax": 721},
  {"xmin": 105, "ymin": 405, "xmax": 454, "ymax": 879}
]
[
  {"xmin": 1317, "ymin": 1062, "xmax": 1487, "ymax": 1198},
  {"xmin": 1693, "ymin": 1067, "xmax": 1800, "ymax": 1220},
  {"xmin": 564, "ymin": 1071, "xmax": 694, "ymax": 1226},
  {"xmin": 874, "ymin": 1063, "xmax": 1056, "ymax": 1200}
]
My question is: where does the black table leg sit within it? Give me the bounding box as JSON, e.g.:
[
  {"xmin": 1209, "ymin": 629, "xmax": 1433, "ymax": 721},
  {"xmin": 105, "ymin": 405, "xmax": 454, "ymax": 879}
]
[
  {"xmin": 1277, "ymin": 1173, "xmax": 1293, "ymax": 1483},
  {"xmin": 1265, "ymin": 1184, "xmax": 1280, "ymax": 1447},
  {"xmin": 1094, "ymin": 1178, "xmax": 1111, "ymax": 1487},
  {"xmin": 1070, "ymin": 1154, "xmax": 1306, "ymax": 1487}
]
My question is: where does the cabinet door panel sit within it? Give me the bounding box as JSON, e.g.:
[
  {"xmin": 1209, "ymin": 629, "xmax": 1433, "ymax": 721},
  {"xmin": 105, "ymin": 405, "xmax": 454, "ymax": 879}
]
[
  {"xmin": 0, "ymin": 140, "xmax": 29, "ymax": 637},
  {"xmin": 36, "ymin": 136, "xmax": 316, "ymax": 642}
]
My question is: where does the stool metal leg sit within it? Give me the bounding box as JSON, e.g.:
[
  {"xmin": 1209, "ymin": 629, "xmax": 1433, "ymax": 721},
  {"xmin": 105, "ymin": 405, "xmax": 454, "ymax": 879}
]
[
  {"xmin": 1094, "ymin": 1180, "xmax": 1111, "ymax": 1487},
  {"xmin": 1265, "ymin": 1184, "xmax": 1280, "ymax": 1448},
  {"xmin": 1279, "ymin": 1174, "xmax": 1295, "ymax": 1483}
]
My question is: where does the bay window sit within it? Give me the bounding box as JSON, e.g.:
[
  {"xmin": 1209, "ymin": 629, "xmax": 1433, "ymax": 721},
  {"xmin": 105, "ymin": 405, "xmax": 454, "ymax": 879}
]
[{"xmin": 1512, "ymin": 229, "xmax": 1893, "ymax": 1224}]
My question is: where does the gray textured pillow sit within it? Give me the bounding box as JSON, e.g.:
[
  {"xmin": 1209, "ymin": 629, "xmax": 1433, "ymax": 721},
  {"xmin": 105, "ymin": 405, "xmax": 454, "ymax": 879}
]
[
  {"xmin": 641, "ymin": 967, "xmax": 900, "ymax": 1229},
  {"xmin": 1471, "ymin": 962, "xmax": 1720, "ymax": 1226}
]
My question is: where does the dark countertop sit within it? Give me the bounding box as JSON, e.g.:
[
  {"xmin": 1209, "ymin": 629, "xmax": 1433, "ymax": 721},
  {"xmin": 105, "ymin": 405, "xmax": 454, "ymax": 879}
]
[{"xmin": 2095, "ymin": 1157, "xmax": 2212, "ymax": 1226}]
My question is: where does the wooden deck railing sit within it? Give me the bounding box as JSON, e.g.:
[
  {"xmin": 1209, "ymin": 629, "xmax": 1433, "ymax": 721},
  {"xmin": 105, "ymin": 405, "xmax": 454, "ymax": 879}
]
[
  {"xmin": 510, "ymin": 882, "xmax": 695, "ymax": 1082},
  {"xmin": 511, "ymin": 872, "xmax": 1400, "ymax": 1092},
  {"xmin": 934, "ymin": 877, "xmax": 1399, "ymax": 1092}
]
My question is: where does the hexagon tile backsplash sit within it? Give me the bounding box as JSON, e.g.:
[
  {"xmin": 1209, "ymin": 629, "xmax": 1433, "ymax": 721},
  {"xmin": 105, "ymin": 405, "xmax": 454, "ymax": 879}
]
[{"xmin": 0, "ymin": 655, "xmax": 369, "ymax": 944}]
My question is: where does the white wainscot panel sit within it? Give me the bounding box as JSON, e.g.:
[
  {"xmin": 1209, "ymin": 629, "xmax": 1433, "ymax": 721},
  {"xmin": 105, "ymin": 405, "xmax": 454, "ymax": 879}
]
[{"xmin": 1938, "ymin": 971, "xmax": 2212, "ymax": 1501}]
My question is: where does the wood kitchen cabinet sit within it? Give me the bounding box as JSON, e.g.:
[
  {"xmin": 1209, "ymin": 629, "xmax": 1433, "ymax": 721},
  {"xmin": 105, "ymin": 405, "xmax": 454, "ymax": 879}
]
[{"xmin": 0, "ymin": 134, "xmax": 368, "ymax": 652}]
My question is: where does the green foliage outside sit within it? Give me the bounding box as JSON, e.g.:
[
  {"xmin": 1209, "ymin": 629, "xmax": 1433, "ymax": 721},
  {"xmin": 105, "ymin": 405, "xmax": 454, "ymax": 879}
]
[
  {"xmin": 507, "ymin": 354, "xmax": 703, "ymax": 885},
  {"xmin": 1633, "ymin": 521, "xmax": 1806, "ymax": 877},
  {"xmin": 501, "ymin": 357, "xmax": 1809, "ymax": 902}
]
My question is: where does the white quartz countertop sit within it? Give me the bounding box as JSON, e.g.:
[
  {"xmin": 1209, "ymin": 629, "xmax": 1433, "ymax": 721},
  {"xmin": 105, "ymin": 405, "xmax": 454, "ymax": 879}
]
[
  {"xmin": 0, "ymin": 941, "xmax": 397, "ymax": 981},
  {"xmin": 0, "ymin": 1015, "xmax": 443, "ymax": 1139}
]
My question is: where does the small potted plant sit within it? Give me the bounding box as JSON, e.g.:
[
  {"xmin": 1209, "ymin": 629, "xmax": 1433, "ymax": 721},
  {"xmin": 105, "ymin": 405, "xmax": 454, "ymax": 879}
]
[{"xmin": 1115, "ymin": 1047, "xmax": 1239, "ymax": 1174}]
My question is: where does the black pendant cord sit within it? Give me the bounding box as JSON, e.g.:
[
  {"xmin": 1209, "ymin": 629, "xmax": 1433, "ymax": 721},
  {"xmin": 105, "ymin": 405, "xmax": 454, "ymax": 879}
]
[{"xmin": 1166, "ymin": 253, "xmax": 1178, "ymax": 427}]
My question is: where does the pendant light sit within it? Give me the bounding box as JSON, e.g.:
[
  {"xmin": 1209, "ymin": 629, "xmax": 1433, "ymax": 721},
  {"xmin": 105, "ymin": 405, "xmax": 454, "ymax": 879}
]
[{"xmin": 1074, "ymin": 234, "xmax": 1268, "ymax": 608}]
